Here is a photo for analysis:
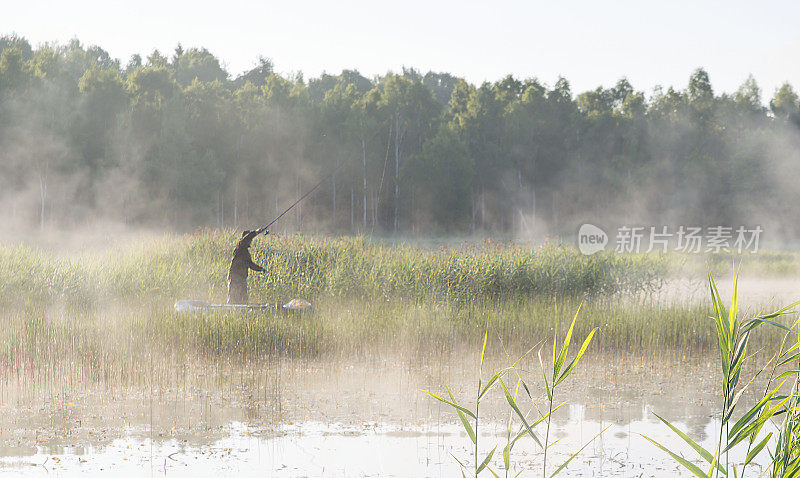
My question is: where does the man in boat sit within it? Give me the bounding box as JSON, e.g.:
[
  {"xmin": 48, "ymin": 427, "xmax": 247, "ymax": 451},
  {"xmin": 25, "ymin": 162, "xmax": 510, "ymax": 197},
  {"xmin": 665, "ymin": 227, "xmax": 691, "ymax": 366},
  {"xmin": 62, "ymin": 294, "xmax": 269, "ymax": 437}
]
[{"xmin": 227, "ymin": 228, "xmax": 267, "ymax": 304}]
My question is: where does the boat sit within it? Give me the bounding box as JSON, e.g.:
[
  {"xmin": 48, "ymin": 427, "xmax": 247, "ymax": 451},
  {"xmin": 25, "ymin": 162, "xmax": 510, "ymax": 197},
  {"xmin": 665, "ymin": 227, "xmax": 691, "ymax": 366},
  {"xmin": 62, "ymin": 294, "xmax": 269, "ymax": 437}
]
[{"xmin": 174, "ymin": 299, "xmax": 312, "ymax": 314}]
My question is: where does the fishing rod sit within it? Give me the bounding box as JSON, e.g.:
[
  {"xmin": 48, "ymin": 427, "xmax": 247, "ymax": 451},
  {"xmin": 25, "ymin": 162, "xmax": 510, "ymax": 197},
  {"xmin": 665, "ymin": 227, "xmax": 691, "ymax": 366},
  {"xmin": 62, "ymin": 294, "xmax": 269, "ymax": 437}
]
[{"xmin": 258, "ymin": 161, "xmax": 346, "ymax": 234}]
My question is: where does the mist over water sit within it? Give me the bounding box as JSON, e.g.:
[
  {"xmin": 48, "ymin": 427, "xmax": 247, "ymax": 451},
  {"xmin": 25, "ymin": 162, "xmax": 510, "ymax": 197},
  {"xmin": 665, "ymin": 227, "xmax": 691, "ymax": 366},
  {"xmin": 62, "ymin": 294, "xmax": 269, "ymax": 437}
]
[
  {"xmin": 4, "ymin": 33, "xmax": 800, "ymax": 477},
  {"xmin": 2, "ymin": 35, "xmax": 800, "ymax": 242}
]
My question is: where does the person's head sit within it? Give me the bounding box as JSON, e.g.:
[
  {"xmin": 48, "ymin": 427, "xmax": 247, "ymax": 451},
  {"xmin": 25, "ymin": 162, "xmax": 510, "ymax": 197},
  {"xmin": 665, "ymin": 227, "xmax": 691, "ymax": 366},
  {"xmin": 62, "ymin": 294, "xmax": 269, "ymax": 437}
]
[{"xmin": 239, "ymin": 230, "xmax": 255, "ymax": 247}]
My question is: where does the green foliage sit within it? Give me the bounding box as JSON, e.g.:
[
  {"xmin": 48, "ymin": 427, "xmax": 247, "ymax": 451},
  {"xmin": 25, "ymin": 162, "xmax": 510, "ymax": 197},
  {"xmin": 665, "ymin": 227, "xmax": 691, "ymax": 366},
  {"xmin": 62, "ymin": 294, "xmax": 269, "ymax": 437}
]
[
  {"xmin": 644, "ymin": 269, "xmax": 800, "ymax": 477},
  {"xmin": 3, "ymin": 36, "xmax": 800, "ymax": 236},
  {"xmin": 771, "ymin": 83, "xmax": 799, "ymax": 120},
  {"xmin": 0, "ymin": 232, "xmax": 667, "ymax": 309},
  {"xmin": 0, "ymin": 47, "xmax": 29, "ymax": 90},
  {"xmin": 406, "ymin": 126, "xmax": 473, "ymax": 230},
  {"xmin": 424, "ymin": 306, "xmax": 604, "ymax": 476},
  {"xmin": 173, "ymin": 46, "xmax": 227, "ymax": 86},
  {"xmin": 9, "ymin": 233, "xmax": 799, "ymax": 359}
]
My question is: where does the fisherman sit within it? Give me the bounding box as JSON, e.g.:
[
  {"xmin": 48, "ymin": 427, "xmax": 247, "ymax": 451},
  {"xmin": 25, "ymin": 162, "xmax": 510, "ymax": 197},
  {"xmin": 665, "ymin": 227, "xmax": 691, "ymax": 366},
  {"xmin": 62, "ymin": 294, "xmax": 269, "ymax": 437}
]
[{"xmin": 227, "ymin": 228, "xmax": 267, "ymax": 304}]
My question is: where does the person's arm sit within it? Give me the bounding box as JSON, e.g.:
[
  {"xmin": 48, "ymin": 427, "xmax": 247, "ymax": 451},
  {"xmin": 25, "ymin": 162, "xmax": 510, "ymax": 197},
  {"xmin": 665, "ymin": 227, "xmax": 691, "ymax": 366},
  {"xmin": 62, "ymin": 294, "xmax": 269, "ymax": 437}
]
[{"xmin": 245, "ymin": 251, "xmax": 265, "ymax": 272}]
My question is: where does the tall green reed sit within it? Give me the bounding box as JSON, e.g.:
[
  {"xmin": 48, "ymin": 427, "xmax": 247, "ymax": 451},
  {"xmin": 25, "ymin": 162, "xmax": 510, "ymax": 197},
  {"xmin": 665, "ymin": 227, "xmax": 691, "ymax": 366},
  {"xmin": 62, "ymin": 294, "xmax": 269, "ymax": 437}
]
[
  {"xmin": 0, "ymin": 231, "xmax": 668, "ymax": 308},
  {"xmin": 421, "ymin": 327, "xmax": 505, "ymax": 477},
  {"xmin": 423, "ymin": 306, "xmax": 605, "ymax": 477},
  {"xmin": 498, "ymin": 305, "xmax": 606, "ymax": 477},
  {"xmin": 644, "ymin": 269, "xmax": 800, "ymax": 477}
]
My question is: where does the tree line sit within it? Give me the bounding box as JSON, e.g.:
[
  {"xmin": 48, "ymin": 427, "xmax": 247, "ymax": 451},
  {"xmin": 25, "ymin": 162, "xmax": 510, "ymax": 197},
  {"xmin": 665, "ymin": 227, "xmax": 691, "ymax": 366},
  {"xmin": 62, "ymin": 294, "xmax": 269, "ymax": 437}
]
[{"xmin": 2, "ymin": 35, "xmax": 800, "ymax": 238}]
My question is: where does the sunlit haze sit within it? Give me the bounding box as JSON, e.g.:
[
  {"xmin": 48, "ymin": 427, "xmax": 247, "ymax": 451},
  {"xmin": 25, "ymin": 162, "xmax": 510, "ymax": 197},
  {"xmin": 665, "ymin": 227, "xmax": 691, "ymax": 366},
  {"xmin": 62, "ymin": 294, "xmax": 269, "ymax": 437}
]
[{"xmin": 6, "ymin": 3, "xmax": 800, "ymax": 476}]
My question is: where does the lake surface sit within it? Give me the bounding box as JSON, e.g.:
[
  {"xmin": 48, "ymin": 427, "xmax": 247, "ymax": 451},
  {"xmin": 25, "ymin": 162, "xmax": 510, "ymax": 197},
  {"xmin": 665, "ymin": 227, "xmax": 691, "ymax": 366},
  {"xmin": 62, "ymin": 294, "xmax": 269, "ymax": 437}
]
[
  {"xmin": 0, "ymin": 352, "xmax": 768, "ymax": 477},
  {"xmin": 0, "ymin": 276, "xmax": 793, "ymax": 476}
]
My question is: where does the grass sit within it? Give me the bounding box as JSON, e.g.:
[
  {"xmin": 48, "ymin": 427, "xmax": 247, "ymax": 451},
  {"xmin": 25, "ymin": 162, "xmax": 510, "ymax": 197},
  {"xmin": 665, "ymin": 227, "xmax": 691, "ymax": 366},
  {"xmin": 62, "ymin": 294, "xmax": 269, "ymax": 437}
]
[
  {"xmin": 673, "ymin": 249, "xmax": 800, "ymax": 277},
  {"xmin": 417, "ymin": 269, "xmax": 800, "ymax": 476},
  {"xmin": 5, "ymin": 232, "xmax": 800, "ymax": 474},
  {"xmin": 1, "ymin": 231, "xmax": 795, "ymax": 361},
  {"xmin": 645, "ymin": 270, "xmax": 800, "ymax": 477},
  {"xmin": 1, "ymin": 296, "xmax": 727, "ymax": 368},
  {"xmin": 423, "ymin": 302, "xmax": 606, "ymax": 477},
  {"xmin": 0, "ymin": 230, "xmax": 684, "ymax": 359},
  {"xmin": 0, "ymin": 230, "xmax": 668, "ymax": 308}
]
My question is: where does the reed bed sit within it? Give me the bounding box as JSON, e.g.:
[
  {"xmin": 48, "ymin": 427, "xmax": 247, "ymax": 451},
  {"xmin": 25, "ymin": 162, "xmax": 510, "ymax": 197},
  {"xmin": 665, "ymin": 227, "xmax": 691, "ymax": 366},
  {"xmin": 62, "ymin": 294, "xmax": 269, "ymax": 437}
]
[
  {"xmin": 3, "ymin": 232, "xmax": 795, "ymax": 364},
  {"xmin": 674, "ymin": 249, "xmax": 800, "ymax": 277},
  {"xmin": 5, "ymin": 232, "xmax": 800, "ymax": 476},
  {"xmin": 3, "ymin": 295, "xmax": 784, "ymax": 373},
  {"xmin": 0, "ymin": 230, "xmax": 667, "ymax": 308},
  {"xmin": 645, "ymin": 271, "xmax": 800, "ymax": 477}
]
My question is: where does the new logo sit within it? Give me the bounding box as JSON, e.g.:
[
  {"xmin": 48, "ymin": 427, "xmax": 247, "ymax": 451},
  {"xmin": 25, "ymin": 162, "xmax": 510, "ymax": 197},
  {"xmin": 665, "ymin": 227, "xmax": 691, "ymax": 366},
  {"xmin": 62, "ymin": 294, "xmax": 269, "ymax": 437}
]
[{"xmin": 578, "ymin": 224, "xmax": 608, "ymax": 255}]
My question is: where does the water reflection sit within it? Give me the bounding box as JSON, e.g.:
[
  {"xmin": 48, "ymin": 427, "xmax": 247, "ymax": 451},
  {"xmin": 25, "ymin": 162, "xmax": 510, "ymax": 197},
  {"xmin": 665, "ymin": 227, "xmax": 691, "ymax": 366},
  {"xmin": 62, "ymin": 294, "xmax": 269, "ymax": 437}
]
[
  {"xmin": 0, "ymin": 413, "xmax": 760, "ymax": 477},
  {"xmin": 0, "ymin": 352, "xmax": 749, "ymax": 476}
]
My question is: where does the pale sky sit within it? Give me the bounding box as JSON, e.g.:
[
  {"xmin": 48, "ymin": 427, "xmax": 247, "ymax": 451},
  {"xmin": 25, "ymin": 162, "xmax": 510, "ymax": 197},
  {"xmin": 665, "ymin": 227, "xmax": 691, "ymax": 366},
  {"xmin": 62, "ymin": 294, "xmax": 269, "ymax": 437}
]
[{"xmin": 5, "ymin": 0, "xmax": 800, "ymax": 100}]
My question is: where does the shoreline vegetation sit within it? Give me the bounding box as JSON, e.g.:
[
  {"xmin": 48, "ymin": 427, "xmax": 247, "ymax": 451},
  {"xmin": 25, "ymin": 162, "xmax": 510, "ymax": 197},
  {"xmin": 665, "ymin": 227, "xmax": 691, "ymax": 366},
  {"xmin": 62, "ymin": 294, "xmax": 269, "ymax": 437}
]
[
  {"xmin": 3, "ymin": 37, "xmax": 800, "ymax": 242},
  {"xmin": 4, "ymin": 233, "xmax": 799, "ymax": 476},
  {"xmin": 1, "ymin": 231, "xmax": 797, "ymax": 361},
  {"xmin": 1, "ymin": 231, "xmax": 669, "ymax": 306},
  {"xmin": 2, "ymin": 231, "xmax": 798, "ymax": 305}
]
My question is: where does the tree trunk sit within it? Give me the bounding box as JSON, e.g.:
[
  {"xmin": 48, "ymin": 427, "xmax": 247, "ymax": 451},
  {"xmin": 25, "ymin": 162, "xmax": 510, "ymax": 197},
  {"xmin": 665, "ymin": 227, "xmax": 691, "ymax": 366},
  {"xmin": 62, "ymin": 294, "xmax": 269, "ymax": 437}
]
[
  {"xmin": 39, "ymin": 174, "xmax": 46, "ymax": 230},
  {"xmin": 332, "ymin": 166, "xmax": 337, "ymax": 229},
  {"xmin": 295, "ymin": 173, "xmax": 301, "ymax": 229},
  {"xmin": 471, "ymin": 187, "xmax": 476, "ymax": 233},
  {"xmin": 372, "ymin": 189, "xmax": 377, "ymax": 228},
  {"xmin": 275, "ymin": 191, "xmax": 279, "ymax": 230},
  {"xmin": 481, "ymin": 183, "xmax": 485, "ymax": 230},
  {"xmin": 361, "ymin": 124, "xmax": 368, "ymax": 230},
  {"xmin": 234, "ymin": 179, "xmax": 239, "ymax": 227},
  {"xmin": 552, "ymin": 191, "xmax": 558, "ymax": 236},
  {"xmin": 235, "ymin": 137, "xmax": 241, "ymax": 227},
  {"xmin": 393, "ymin": 114, "xmax": 400, "ymax": 234},
  {"xmin": 410, "ymin": 185, "xmax": 415, "ymax": 235}
]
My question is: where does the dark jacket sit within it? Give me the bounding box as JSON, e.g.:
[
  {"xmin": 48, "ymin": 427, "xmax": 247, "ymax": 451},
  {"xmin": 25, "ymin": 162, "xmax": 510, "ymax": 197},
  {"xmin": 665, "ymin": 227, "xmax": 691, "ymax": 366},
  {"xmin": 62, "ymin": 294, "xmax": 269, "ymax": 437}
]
[{"xmin": 227, "ymin": 230, "xmax": 265, "ymax": 304}]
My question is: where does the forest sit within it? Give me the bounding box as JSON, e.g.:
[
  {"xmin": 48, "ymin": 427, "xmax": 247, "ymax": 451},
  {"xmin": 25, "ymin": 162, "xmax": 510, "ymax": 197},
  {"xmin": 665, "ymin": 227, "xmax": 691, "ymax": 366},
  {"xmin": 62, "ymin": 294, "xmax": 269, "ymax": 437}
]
[{"xmin": 2, "ymin": 34, "xmax": 800, "ymax": 237}]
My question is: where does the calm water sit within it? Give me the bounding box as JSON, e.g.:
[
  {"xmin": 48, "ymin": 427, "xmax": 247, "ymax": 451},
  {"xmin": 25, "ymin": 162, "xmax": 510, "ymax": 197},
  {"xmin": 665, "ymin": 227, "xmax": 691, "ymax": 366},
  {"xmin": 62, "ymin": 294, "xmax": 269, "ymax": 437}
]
[
  {"xmin": 0, "ymin": 352, "xmax": 764, "ymax": 477},
  {"xmin": 0, "ymin": 276, "xmax": 792, "ymax": 476},
  {"xmin": 0, "ymin": 417, "xmax": 749, "ymax": 477}
]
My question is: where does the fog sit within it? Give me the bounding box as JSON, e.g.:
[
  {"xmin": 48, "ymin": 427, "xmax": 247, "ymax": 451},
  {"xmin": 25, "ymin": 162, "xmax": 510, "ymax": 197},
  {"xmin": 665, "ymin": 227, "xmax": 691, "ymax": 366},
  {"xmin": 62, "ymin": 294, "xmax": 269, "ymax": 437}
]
[{"xmin": 2, "ymin": 35, "xmax": 800, "ymax": 248}]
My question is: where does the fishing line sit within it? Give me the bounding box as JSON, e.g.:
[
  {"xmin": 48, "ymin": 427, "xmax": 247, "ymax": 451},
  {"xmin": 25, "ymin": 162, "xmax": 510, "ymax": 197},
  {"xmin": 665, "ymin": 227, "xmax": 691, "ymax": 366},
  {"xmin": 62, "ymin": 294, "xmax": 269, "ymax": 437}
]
[{"xmin": 260, "ymin": 161, "xmax": 346, "ymax": 233}]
